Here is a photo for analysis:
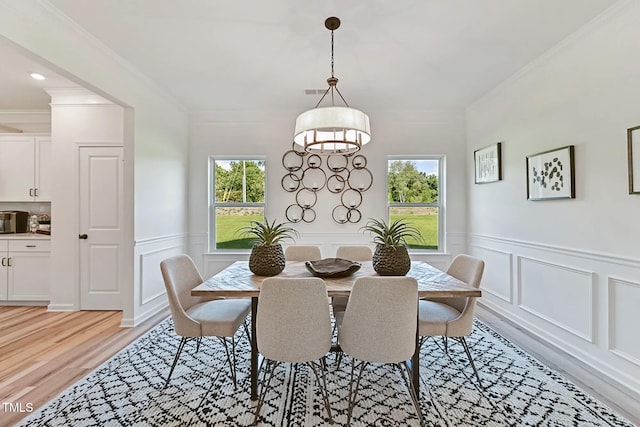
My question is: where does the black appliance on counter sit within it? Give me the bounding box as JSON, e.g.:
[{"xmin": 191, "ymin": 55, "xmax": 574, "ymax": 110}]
[{"xmin": 0, "ymin": 211, "xmax": 29, "ymax": 233}]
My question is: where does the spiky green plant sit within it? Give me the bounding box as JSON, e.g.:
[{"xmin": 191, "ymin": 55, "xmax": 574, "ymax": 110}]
[
  {"xmin": 361, "ymin": 218, "xmax": 422, "ymax": 248},
  {"xmin": 240, "ymin": 217, "xmax": 299, "ymax": 246}
]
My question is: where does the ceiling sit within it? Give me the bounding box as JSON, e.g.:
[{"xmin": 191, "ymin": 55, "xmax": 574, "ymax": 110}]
[
  {"xmin": 0, "ymin": 38, "xmax": 79, "ymax": 111},
  {"xmin": 0, "ymin": 0, "xmax": 617, "ymax": 113}
]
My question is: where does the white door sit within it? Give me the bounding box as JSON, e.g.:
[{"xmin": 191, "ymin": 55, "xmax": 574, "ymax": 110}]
[{"xmin": 79, "ymin": 146, "xmax": 125, "ymax": 310}]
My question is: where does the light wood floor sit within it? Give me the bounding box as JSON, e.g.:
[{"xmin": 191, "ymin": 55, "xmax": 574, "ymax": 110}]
[
  {"xmin": 0, "ymin": 306, "xmax": 168, "ymax": 426},
  {"xmin": 1, "ymin": 305, "xmax": 638, "ymax": 426}
]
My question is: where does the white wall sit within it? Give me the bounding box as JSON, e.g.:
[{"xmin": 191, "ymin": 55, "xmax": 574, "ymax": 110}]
[
  {"xmin": 0, "ymin": 111, "xmax": 50, "ymax": 133},
  {"xmin": 0, "ymin": 1, "xmax": 189, "ymax": 325},
  {"xmin": 189, "ymin": 109, "xmax": 467, "ymax": 276},
  {"xmin": 467, "ymin": 1, "xmax": 640, "ymax": 396}
]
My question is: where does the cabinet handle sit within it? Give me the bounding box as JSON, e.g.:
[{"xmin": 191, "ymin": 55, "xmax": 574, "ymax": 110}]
[
  {"xmin": 26, "ymin": 245, "xmax": 37, "ymax": 248},
  {"xmin": 79, "ymin": 234, "xmax": 88, "ymax": 240},
  {"xmin": 1, "ymin": 257, "xmax": 5, "ymax": 267},
  {"xmin": 7, "ymin": 257, "xmax": 11, "ymax": 267},
  {"xmin": 29, "ymin": 188, "xmax": 34, "ymax": 197},
  {"xmin": 35, "ymin": 188, "xmax": 39, "ymax": 197}
]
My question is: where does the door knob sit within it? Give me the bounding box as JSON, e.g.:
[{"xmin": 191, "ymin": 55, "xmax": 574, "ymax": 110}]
[{"xmin": 79, "ymin": 234, "xmax": 88, "ymax": 240}]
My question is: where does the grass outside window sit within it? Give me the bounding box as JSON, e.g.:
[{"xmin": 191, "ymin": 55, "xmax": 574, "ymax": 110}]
[{"xmin": 390, "ymin": 207, "xmax": 439, "ymax": 250}]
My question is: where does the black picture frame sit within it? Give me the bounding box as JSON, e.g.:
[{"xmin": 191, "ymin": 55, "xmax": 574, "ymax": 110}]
[
  {"xmin": 628, "ymin": 125, "xmax": 640, "ymax": 194},
  {"xmin": 474, "ymin": 142, "xmax": 502, "ymax": 183},
  {"xmin": 526, "ymin": 145, "xmax": 575, "ymax": 200}
]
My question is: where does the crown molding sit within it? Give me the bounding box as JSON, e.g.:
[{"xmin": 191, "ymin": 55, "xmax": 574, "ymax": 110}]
[{"xmin": 45, "ymin": 87, "xmax": 112, "ymax": 106}]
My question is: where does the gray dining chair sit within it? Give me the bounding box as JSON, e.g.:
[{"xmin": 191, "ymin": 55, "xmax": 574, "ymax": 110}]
[
  {"xmin": 284, "ymin": 245, "xmax": 322, "ymax": 261},
  {"xmin": 332, "ymin": 246, "xmax": 372, "ymax": 315},
  {"xmin": 338, "ymin": 276, "xmax": 423, "ymax": 426},
  {"xmin": 418, "ymin": 254, "xmax": 485, "ymax": 383},
  {"xmin": 160, "ymin": 254, "xmax": 251, "ymax": 388},
  {"xmin": 254, "ymin": 277, "xmax": 334, "ymax": 424}
]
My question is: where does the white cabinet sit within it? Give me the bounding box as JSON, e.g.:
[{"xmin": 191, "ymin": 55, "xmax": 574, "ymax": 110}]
[
  {"xmin": 0, "ymin": 241, "xmax": 6, "ymax": 300},
  {"xmin": 0, "ymin": 239, "xmax": 50, "ymax": 302},
  {"xmin": 0, "ymin": 135, "xmax": 51, "ymax": 202}
]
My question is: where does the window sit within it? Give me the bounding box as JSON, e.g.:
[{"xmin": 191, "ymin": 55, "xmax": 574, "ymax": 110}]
[
  {"xmin": 210, "ymin": 157, "xmax": 266, "ymax": 250},
  {"xmin": 387, "ymin": 157, "xmax": 443, "ymax": 250}
]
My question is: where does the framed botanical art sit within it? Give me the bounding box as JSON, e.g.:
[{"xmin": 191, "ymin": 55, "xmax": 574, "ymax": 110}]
[
  {"xmin": 526, "ymin": 145, "xmax": 575, "ymax": 200},
  {"xmin": 628, "ymin": 125, "xmax": 640, "ymax": 194},
  {"xmin": 474, "ymin": 142, "xmax": 502, "ymax": 183}
]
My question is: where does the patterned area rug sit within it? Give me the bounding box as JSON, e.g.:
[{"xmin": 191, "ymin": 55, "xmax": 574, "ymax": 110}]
[{"xmin": 18, "ymin": 317, "xmax": 635, "ymax": 426}]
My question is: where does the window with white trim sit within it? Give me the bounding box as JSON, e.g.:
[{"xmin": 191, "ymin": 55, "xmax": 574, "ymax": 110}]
[
  {"xmin": 209, "ymin": 157, "xmax": 266, "ymax": 250},
  {"xmin": 387, "ymin": 156, "xmax": 443, "ymax": 250}
]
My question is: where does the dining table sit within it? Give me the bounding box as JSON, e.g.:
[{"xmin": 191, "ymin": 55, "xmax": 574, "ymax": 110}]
[{"xmin": 191, "ymin": 259, "xmax": 482, "ymax": 400}]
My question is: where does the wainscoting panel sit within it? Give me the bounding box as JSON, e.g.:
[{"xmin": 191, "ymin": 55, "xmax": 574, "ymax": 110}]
[
  {"xmin": 133, "ymin": 234, "xmax": 187, "ymax": 325},
  {"xmin": 203, "ymin": 254, "xmax": 247, "ymax": 279},
  {"xmin": 518, "ymin": 256, "xmax": 594, "ymax": 342},
  {"xmin": 469, "ymin": 233, "xmax": 640, "ymax": 397},
  {"xmin": 608, "ymin": 277, "xmax": 640, "ymax": 366},
  {"xmin": 471, "ymin": 245, "xmax": 512, "ymax": 303},
  {"xmin": 140, "ymin": 244, "xmax": 183, "ymax": 305}
]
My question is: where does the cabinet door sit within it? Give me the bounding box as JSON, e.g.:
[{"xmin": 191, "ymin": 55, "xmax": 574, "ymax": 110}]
[
  {"xmin": 0, "ymin": 241, "xmax": 7, "ymax": 300},
  {"xmin": 0, "ymin": 253, "xmax": 7, "ymax": 300},
  {"xmin": 7, "ymin": 252, "xmax": 50, "ymax": 301},
  {"xmin": 0, "ymin": 137, "xmax": 36, "ymax": 201},
  {"xmin": 35, "ymin": 137, "xmax": 52, "ymax": 201}
]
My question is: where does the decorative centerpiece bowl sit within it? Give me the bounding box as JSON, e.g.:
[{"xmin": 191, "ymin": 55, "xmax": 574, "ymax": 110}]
[{"xmin": 305, "ymin": 258, "xmax": 361, "ymax": 278}]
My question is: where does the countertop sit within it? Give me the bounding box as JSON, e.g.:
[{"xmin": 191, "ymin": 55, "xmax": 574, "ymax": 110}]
[{"xmin": 0, "ymin": 233, "xmax": 51, "ymax": 240}]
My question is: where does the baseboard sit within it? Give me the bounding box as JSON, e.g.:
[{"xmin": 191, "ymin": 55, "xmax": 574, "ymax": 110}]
[
  {"xmin": 0, "ymin": 301, "xmax": 48, "ymax": 306},
  {"xmin": 47, "ymin": 303, "xmax": 76, "ymax": 311},
  {"xmin": 124, "ymin": 301, "xmax": 169, "ymax": 327}
]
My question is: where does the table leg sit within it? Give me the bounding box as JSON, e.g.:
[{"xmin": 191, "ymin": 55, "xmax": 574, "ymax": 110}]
[
  {"xmin": 251, "ymin": 297, "xmax": 258, "ymax": 400},
  {"xmin": 412, "ymin": 327, "xmax": 420, "ymax": 396}
]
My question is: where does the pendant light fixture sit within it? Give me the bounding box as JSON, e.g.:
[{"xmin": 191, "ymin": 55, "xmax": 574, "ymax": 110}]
[{"xmin": 293, "ymin": 17, "xmax": 371, "ymax": 155}]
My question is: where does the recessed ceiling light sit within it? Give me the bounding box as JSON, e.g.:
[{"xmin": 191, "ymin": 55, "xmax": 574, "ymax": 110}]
[{"xmin": 30, "ymin": 73, "xmax": 46, "ymax": 80}]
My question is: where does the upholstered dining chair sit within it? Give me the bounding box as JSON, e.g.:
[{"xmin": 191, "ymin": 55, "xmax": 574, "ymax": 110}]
[
  {"xmin": 284, "ymin": 245, "xmax": 322, "ymax": 261},
  {"xmin": 160, "ymin": 254, "xmax": 251, "ymax": 388},
  {"xmin": 338, "ymin": 276, "xmax": 423, "ymax": 426},
  {"xmin": 332, "ymin": 245, "xmax": 373, "ymax": 316},
  {"xmin": 254, "ymin": 277, "xmax": 334, "ymax": 424},
  {"xmin": 418, "ymin": 254, "xmax": 485, "ymax": 383}
]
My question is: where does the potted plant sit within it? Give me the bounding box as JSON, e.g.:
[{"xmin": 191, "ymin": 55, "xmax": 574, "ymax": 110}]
[
  {"xmin": 241, "ymin": 217, "xmax": 299, "ymax": 276},
  {"xmin": 362, "ymin": 218, "xmax": 422, "ymax": 276}
]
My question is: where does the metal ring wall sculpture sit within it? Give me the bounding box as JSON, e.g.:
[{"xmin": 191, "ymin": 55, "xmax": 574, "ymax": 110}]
[{"xmin": 282, "ymin": 144, "xmax": 371, "ymax": 223}]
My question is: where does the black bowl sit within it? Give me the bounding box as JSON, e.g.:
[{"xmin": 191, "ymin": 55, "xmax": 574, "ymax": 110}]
[{"xmin": 305, "ymin": 258, "xmax": 361, "ymax": 278}]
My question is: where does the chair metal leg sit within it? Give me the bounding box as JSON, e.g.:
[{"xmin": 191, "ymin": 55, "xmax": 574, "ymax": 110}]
[
  {"xmin": 219, "ymin": 336, "xmax": 238, "ymax": 389},
  {"xmin": 457, "ymin": 337, "xmax": 481, "ymax": 384},
  {"xmin": 164, "ymin": 336, "xmax": 188, "ymax": 388},
  {"xmin": 400, "ymin": 362, "xmax": 424, "ymax": 426},
  {"xmin": 308, "ymin": 360, "xmax": 334, "ymax": 424},
  {"xmin": 335, "ymin": 352, "xmax": 343, "ymax": 370},
  {"xmin": 254, "ymin": 359, "xmax": 279, "ymax": 425},
  {"xmin": 242, "ymin": 320, "xmax": 250, "ymax": 342},
  {"xmin": 196, "ymin": 337, "xmax": 202, "ymax": 352},
  {"xmin": 346, "ymin": 359, "xmax": 367, "ymax": 427}
]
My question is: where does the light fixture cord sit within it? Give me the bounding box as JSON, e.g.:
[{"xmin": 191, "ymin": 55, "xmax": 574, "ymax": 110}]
[
  {"xmin": 315, "ymin": 20, "xmax": 349, "ymax": 108},
  {"xmin": 330, "ymin": 29, "xmax": 335, "ymax": 79},
  {"xmin": 330, "ymin": 28, "xmax": 335, "ymax": 105}
]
